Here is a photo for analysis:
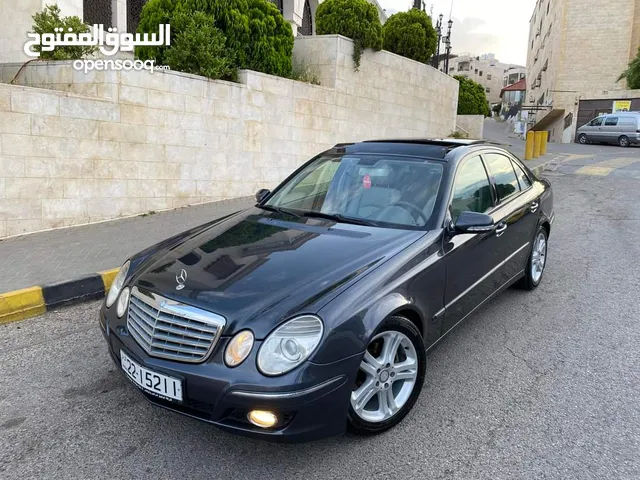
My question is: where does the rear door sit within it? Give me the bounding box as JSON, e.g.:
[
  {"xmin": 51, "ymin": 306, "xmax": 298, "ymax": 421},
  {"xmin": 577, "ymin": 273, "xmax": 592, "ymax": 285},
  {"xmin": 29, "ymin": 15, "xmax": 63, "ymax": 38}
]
[
  {"xmin": 482, "ymin": 152, "xmax": 539, "ymax": 284},
  {"xmin": 441, "ymin": 154, "xmax": 503, "ymax": 334}
]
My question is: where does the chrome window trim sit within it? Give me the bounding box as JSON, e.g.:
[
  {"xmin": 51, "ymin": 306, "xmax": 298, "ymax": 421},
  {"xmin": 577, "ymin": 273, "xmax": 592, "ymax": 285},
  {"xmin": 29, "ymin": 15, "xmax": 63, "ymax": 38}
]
[{"xmin": 128, "ymin": 286, "xmax": 226, "ymax": 364}]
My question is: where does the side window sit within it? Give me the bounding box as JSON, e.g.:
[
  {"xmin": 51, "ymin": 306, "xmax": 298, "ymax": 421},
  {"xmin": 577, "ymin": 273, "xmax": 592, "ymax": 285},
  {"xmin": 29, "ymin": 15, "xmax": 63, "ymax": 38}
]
[
  {"xmin": 589, "ymin": 117, "xmax": 603, "ymax": 126},
  {"xmin": 511, "ymin": 159, "xmax": 532, "ymax": 190},
  {"xmin": 605, "ymin": 116, "xmax": 618, "ymax": 126},
  {"xmin": 450, "ymin": 156, "xmax": 494, "ymax": 220},
  {"xmin": 483, "ymin": 153, "xmax": 521, "ymax": 202}
]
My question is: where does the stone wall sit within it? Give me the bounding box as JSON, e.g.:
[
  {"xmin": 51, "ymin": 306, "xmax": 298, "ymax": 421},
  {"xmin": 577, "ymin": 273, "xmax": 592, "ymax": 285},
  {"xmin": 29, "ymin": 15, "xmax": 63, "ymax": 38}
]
[
  {"xmin": 456, "ymin": 115, "xmax": 485, "ymax": 139},
  {"xmin": 0, "ymin": 35, "xmax": 458, "ymax": 238}
]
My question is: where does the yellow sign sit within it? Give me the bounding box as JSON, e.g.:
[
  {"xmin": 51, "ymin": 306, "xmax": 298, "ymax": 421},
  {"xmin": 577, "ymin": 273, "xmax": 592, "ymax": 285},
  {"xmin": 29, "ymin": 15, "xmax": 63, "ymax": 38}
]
[{"xmin": 612, "ymin": 100, "xmax": 632, "ymax": 112}]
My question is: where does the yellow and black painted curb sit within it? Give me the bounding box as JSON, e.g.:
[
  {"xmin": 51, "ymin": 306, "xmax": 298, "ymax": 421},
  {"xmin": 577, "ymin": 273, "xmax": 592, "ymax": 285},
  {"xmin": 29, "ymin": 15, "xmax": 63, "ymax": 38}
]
[{"xmin": 0, "ymin": 268, "xmax": 120, "ymax": 325}]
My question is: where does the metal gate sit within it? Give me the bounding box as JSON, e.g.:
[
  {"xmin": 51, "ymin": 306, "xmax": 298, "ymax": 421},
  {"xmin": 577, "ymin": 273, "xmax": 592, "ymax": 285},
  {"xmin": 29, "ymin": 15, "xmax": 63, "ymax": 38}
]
[{"xmin": 83, "ymin": 0, "xmax": 112, "ymax": 27}]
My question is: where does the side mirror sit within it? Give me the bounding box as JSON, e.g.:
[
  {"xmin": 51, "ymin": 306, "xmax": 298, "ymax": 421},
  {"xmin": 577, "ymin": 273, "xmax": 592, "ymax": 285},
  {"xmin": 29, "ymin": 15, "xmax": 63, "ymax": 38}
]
[
  {"xmin": 255, "ymin": 189, "xmax": 270, "ymax": 203},
  {"xmin": 452, "ymin": 211, "xmax": 495, "ymax": 233}
]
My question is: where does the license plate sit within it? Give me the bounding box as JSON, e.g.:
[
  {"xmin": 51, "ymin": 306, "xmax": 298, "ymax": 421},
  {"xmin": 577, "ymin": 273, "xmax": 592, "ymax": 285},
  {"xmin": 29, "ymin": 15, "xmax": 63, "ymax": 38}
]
[{"xmin": 120, "ymin": 350, "xmax": 183, "ymax": 402}]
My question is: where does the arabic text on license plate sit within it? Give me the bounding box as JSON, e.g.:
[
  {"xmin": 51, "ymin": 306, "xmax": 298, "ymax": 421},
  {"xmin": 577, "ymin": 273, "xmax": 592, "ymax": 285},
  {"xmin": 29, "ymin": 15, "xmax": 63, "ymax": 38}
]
[{"xmin": 120, "ymin": 350, "xmax": 183, "ymax": 401}]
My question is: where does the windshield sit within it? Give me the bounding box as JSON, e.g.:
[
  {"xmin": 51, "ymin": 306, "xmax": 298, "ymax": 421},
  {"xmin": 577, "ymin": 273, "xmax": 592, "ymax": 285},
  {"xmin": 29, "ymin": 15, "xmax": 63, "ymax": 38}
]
[{"xmin": 265, "ymin": 154, "xmax": 444, "ymax": 229}]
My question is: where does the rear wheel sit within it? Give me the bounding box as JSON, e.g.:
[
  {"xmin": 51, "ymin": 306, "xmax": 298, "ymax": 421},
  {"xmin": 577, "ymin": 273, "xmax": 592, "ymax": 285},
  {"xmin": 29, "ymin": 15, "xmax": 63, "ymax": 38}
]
[
  {"xmin": 347, "ymin": 316, "xmax": 426, "ymax": 435},
  {"xmin": 518, "ymin": 226, "xmax": 548, "ymax": 290},
  {"xmin": 578, "ymin": 133, "xmax": 588, "ymax": 144},
  {"xmin": 619, "ymin": 135, "xmax": 630, "ymax": 147}
]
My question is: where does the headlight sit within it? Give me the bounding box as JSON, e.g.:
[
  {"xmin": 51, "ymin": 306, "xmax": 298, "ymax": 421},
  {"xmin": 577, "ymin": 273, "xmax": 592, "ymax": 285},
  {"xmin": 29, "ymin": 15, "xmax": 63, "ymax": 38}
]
[
  {"xmin": 225, "ymin": 330, "xmax": 254, "ymax": 367},
  {"xmin": 105, "ymin": 260, "xmax": 130, "ymax": 308},
  {"xmin": 116, "ymin": 287, "xmax": 130, "ymax": 318},
  {"xmin": 257, "ymin": 315, "xmax": 323, "ymax": 376}
]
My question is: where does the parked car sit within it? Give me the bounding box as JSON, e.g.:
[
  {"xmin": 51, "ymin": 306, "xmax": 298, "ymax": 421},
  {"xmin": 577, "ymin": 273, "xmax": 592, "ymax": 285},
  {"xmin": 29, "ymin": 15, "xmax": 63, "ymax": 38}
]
[
  {"xmin": 100, "ymin": 139, "xmax": 555, "ymax": 442},
  {"xmin": 576, "ymin": 112, "xmax": 640, "ymax": 147}
]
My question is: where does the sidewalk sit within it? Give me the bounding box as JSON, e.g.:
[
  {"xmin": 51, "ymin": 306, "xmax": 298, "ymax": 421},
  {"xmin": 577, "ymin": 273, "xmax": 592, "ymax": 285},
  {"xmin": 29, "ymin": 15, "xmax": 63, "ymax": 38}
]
[{"xmin": 0, "ymin": 197, "xmax": 253, "ymax": 294}]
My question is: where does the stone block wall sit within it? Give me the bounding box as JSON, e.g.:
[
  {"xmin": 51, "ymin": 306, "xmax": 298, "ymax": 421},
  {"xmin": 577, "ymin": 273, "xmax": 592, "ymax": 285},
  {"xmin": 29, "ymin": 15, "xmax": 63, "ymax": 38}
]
[
  {"xmin": 0, "ymin": 35, "xmax": 458, "ymax": 238},
  {"xmin": 456, "ymin": 115, "xmax": 485, "ymax": 139}
]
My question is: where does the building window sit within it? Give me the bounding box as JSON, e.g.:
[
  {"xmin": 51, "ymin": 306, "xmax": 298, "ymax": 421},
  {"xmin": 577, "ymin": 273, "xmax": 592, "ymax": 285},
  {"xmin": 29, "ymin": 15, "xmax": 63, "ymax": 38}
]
[
  {"xmin": 486, "ymin": 87, "xmax": 491, "ymax": 93},
  {"xmin": 564, "ymin": 113, "xmax": 573, "ymax": 129},
  {"xmin": 547, "ymin": 1, "xmax": 550, "ymax": 14},
  {"xmin": 479, "ymin": 71, "xmax": 483, "ymax": 77},
  {"xmin": 475, "ymin": 68, "xmax": 478, "ymax": 74},
  {"xmin": 487, "ymin": 74, "xmax": 492, "ymax": 80},
  {"xmin": 127, "ymin": 0, "xmax": 148, "ymax": 33},
  {"xmin": 298, "ymin": 0, "xmax": 313, "ymax": 36},
  {"xmin": 84, "ymin": 0, "xmax": 112, "ymax": 27}
]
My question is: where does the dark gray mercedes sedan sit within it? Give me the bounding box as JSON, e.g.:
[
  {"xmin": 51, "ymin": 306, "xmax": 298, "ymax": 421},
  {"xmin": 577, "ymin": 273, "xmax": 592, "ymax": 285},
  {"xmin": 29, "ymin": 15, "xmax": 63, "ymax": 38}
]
[{"xmin": 100, "ymin": 139, "xmax": 554, "ymax": 442}]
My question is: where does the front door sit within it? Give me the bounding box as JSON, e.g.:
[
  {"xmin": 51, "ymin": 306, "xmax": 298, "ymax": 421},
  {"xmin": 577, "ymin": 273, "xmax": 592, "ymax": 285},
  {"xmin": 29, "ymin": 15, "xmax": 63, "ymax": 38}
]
[{"xmin": 441, "ymin": 154, "xmax": 504, "ymax": 335}]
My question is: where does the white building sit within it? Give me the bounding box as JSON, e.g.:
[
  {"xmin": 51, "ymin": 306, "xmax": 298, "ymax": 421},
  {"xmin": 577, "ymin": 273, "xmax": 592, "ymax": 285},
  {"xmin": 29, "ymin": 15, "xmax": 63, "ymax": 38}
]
[{"xmin": 0, "ymin": 0, "xmax": 387, "ymax": 64}]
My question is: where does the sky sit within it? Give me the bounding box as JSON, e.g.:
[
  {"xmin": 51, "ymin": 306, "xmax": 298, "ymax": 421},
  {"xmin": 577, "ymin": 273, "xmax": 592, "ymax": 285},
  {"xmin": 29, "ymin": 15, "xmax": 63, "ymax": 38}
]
[{"xmin": 377, "ymin": 0, "xmax": 537, "ymax": 65}]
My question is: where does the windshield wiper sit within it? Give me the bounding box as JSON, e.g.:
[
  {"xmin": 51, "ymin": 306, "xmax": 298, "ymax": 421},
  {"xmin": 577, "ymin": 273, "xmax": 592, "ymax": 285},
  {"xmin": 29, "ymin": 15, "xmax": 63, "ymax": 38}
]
[
  {"xmin": 256, "ymin": 204, "xmax": 301, "ymax": 219},
  {"xmin": 301, "ymin": 211, "xmax": 378, "ymax": 227}
]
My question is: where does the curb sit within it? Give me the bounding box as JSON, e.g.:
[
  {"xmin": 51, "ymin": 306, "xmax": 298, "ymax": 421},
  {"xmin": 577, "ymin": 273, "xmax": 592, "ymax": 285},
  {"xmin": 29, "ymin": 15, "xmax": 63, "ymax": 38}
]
[{"xmin": 0, "ymin": 268, "xmax": 119, "ymax": 325}]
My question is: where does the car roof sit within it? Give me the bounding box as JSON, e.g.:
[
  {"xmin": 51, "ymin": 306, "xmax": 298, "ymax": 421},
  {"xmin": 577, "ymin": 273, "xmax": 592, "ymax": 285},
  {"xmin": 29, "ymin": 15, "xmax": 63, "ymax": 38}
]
[{"xmin": 332, "ymin": 138, "xmax": 502, "ymax": 160}]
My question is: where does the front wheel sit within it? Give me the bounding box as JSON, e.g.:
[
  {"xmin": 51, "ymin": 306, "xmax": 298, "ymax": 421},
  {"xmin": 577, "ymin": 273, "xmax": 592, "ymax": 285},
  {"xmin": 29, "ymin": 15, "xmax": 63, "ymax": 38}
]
[
  {"xmin": 518, "ymin": 226, "xmax": 548, "ymax": 290},
  {"xmin": 347, "ymin": 316, "xmax": 426, "ymax": 435},
  {"xmin": 578, "ymin": 133, "xmax": 588, "ymax": 144}
]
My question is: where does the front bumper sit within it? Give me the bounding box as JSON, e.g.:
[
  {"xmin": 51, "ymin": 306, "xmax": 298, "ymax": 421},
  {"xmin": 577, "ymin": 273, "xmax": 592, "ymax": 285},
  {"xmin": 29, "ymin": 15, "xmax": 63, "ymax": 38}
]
[{"xmin": 100, "ymin": 306, "xmax": 359, "ymax": 443}]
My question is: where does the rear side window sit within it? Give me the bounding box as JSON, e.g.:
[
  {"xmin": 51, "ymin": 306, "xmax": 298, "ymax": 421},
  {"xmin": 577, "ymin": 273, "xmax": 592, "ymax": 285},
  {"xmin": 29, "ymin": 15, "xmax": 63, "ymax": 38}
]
[
  {"xmin": 483, "ymin": 153, "xmax": 521, "ymax": 202},
  {"xmin": 619, "ymin": 117, "xmax": 636, "ymax": 126},
  {"xmin": 450, "ymin": 156, "xmax": 493, "ymax": 220},
  {"xmin": 511, "ymin": 160, "xmax": 532, "ymax": 190},
  {"xmin": 605, "ymin": 117, "xmax": 618, "ymax": 126}
]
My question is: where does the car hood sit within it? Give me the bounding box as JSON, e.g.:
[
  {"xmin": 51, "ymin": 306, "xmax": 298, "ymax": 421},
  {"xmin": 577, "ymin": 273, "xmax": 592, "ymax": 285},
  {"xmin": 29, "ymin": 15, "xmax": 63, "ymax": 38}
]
[{"xmin": 132, "ymin": 208, "xmax": 425, "ymax": 338}]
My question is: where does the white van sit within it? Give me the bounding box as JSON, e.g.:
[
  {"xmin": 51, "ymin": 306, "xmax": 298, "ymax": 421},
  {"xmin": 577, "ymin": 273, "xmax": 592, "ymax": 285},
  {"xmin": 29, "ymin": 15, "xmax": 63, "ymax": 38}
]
[{"xmin": 576, "ymin": 112, "xmax": 640, "ymax": 147}]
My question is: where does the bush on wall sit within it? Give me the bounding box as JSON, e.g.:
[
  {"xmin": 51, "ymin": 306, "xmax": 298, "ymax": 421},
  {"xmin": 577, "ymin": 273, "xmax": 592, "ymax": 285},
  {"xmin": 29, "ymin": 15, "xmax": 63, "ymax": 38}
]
[
  {"xmin": 30, "ymin": 5, "xmax": 96, "ymax": 60},
  {"xmin": 382, "ymin": 10, "xmax": 437, "ymax": 64},
  {"xmin": 315, "ymin": 0, "xmax": 383, "ymax": 70},
  {"xmin": 455, "ymin": 75, "xmax": 491, "ymax": 117},
  {"xmin": 136, "ymin": 0, "xmax": 293, "ymax": 79},
  {"xmin": 164, "ymin": 11, "xmax": 237, "ymax": 80}
]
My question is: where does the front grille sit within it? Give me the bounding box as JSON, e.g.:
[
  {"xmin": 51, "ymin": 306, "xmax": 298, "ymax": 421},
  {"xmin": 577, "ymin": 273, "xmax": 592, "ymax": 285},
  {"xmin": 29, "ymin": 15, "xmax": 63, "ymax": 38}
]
[{"xmin": 127, "ymin": 286, "xmax": 225, "ymax": 363}]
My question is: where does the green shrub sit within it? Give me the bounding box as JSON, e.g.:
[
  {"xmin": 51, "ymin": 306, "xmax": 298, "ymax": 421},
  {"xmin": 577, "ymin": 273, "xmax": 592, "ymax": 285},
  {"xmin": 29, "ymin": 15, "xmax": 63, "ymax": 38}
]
[
  {"xmin": 136, "ymin": 0, "xmax": 293, "ymax": 79},
  {"xmin": 164, "ymin": 11, "xmax": 236, "ymax": 80},
  {"xmin": 618, "ymin": 46, "xmax": 640, "ymax": 89},
  {"xmin": 455, "ymin": 75, "xmax": 491, "ymax": 117},
  {"xmin": 135, "ymin": 0, "xmax": 179, "ymax": 64},
  {"xmin": 316, "ymin": 0, "xmax": 383, "ymax": 70},
  {"xmin": 245, "ymin": 0, "xmax": 293, "ymax": 77},
  {"xmin": 449, "ymin": 130, "xmax": 468, "ymax": 139},
  {"xmin": 290, "ymin": 62, "xmax": 321, "ymax": 85},
  {"xmin": 382, "ymin": 10, "xmax": 437, "ymax": 64},
  {"xmin": 30, "ymin": 4, "xmax": 96, "ymax": 60}
]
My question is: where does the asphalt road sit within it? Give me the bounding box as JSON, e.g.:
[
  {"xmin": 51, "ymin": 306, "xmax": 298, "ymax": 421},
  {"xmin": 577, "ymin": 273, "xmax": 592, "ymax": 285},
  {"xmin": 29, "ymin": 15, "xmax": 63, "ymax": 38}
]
[{"xmin": 1, "ymin": 172, "xmax": 640, "ymax": 479}]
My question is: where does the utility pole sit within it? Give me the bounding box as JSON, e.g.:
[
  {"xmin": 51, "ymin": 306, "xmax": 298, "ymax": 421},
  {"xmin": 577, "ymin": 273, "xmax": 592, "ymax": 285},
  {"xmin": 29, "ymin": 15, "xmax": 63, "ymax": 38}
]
[
  {"xmin": 443, "ymin": 19, "xmax": 453, "ymax": 74},
  {"xmin": 432, "ymin": 14, "xmax": 443, "ymax": 70}
]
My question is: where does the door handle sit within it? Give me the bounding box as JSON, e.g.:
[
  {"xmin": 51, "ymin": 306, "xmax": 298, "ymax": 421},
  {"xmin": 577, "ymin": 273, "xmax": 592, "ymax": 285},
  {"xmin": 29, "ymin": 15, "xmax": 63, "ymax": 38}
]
[
  {"xmin": 495, "ymin": 223, "xmax": 507, "ymax": 237},
  {"xmin": 530, "ymin": 201, "xmax": 539, "ymax": 213}
]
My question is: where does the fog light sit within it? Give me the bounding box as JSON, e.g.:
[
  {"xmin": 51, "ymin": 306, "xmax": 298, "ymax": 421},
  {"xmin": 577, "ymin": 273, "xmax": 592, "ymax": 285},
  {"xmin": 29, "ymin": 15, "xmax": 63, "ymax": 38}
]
[{"xmin": 247, "ymin": 410, "xmax": 278, "ymax": 428}]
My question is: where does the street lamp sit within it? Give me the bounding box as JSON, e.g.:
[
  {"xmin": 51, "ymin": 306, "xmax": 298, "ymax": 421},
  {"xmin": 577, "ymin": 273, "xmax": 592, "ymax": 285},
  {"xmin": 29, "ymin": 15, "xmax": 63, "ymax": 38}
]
[{"xmin": 443, "ymin": 19, "xmax": 453, "ymax": 74}]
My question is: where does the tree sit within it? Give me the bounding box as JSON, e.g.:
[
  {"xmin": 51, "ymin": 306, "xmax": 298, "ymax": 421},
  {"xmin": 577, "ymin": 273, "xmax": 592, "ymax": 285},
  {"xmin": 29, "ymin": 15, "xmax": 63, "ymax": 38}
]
[
  {"xmin": 30, "ymin": 5, "xmax": 96, "ymax": 60},
  {"xmin": 618, "ymin": 46, "xmax": 640, "ymax": 89},
  {"xmin": 136, "ymin": 0, "xmax": 293, "ymax": 79},
  {"xmin": 245, "ymin": 0, "xmax": 294, "ymax": 78},
  {"xmin": 455, "ymin": 75, "xmax": 491, "ymax": 117},
  {"xmin": 315, "ymin": 0, "xmax": 383, "ymax": 70},
  {"xmin": 164, "ymin": 11, "xmax": 236, "ymax": 80},
  {"xmin": 382, "ymin": 9, "xmax": 437, "ymax": 64}
]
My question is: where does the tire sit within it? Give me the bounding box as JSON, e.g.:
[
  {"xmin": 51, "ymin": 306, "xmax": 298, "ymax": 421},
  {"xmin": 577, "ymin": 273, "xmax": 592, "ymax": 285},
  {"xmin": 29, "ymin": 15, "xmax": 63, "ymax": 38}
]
[
  {"xmin": 347, "ymin": 315, "xmax": 426, "ymax": 436},
  {"xmin": 578, "ymin": 134, "xmax": 588, "ymax": 144},
  {"xmin": 619, "ymin": 135, "xmax": 630, "ymax": 147},
  {"xmin": 518, "ymin": 226, "xmax": 548, "ymax": 290}
]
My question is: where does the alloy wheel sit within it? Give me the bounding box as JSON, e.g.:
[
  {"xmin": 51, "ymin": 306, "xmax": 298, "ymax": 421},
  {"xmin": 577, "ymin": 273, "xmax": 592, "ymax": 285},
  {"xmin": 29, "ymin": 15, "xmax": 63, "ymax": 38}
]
[
  {"xmin": 350, "ymin": 330, "xmax": 418, "ymax": 423},
  {"xmin": 531, "ymin": 231, "xmax": 547, "ymax": 283}
]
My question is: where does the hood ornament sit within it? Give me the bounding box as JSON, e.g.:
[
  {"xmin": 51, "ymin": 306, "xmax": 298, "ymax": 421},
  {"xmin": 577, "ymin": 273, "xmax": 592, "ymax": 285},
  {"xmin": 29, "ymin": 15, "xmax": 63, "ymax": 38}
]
[{"xmin": 175, "ymin": 269, "xmax": 187, "ymax": 290}]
